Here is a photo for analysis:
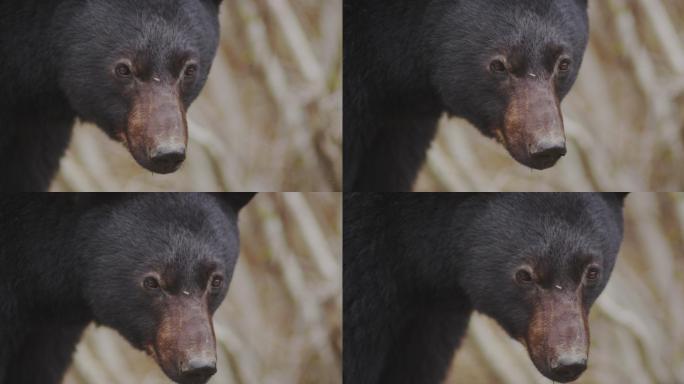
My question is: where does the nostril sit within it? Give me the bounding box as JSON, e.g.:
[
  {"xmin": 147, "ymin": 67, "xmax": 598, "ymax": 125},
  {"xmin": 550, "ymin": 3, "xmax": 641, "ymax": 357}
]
[
  {"xmin": 149, "ymin": 146, "xmax": 186, "ymax": 167},
  {"xmin": 529, "ymin": 142, "xmax": 566, "ymax": 160},
  {"xmin": 551, "ymin": 357, "xmax": 587, "ymax": 381},
  {"xmin": 180, "ymin": 358, "xmax": 217, "ymax": 378}
]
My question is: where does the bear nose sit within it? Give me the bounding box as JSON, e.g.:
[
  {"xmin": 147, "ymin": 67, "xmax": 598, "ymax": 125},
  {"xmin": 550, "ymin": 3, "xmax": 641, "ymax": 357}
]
[
  {"xmin": 180, "ymin": 358, "xmax": 217, "ymax": 379},
  {"xmin": 550, "ymin": 355, "xmax": 587, "ymax": 382},
  {"xmin": 528, "ymin": 139, "xmax": 566, "ymax": 163},
  {"xmin": 149, "ymin": 145, "xmax": 186, "ymax": 170}
]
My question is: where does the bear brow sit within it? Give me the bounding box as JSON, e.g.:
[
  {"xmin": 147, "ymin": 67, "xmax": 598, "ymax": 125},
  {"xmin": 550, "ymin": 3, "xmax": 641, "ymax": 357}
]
[
  {"xmin": 543, "ymin": 43, "xmax": 569, "ymax": 63},
  {"xmin": 546, "ymin": 43, "xmax": 568, "ymax": 55},
  {"xmin": 170, "ymin": 49, "xmax": 199, "ymax": 67},
  {"xmin": 570, "ymin": 252, "xmax": 598, "ymax": 275},
  {"xmin": 190, "ymin": 261, "xmax": 216, "ymax": 287}
]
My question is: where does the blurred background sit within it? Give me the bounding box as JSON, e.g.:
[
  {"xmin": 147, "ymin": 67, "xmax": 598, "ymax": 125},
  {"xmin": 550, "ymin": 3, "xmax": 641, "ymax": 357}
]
[
  {"xmin": 64, "ymin": 193, "xmax": 341, "ymax": 384},
  {"xmin": 447, "ymin": 193, "xmax": 684, "ymax": 384},
  {"xmin": 51, "ymin": 0, "xmax": 342, "ymax": 192},
  {"xmin": 416, "ymin": 0, "xmax": 684, "ymax": 192}
]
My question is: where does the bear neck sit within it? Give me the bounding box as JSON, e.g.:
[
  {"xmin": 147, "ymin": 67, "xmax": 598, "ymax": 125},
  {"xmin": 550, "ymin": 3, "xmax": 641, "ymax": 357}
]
[
  {"xmin": 0, "ymin": 1, "xmax": 71, "ymax": 109},
  {"xmin": 346, "ymin": 1, "xmax": 438, "ymax": 112},
  {"xmin": 377, "ymin": 194, "xmax": 476, "ymax": 301},
  {"xmin": 7, "ymin": 197, "xmax": 93, "ymax": 323}
]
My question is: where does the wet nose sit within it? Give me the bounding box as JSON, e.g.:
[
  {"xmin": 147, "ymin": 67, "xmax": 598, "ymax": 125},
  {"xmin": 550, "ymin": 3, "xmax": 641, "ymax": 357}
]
[
  {"xmin": 149, "ymin": 145, "xmax": 186, "ymax": 170},
  {"xmin": 529, "ymin": 138, "xmax": 567, "ymax": 159},
  {"xmin": 180, "ymin": 358, "xmax": 217, "ymax": 379},
  {"xmin": 529, "ymin": 138, "xmax": 566, "ymax": 163},
  {"xmin": 550, "ymin": 355, "xmax": 587, "ymax": 382}
]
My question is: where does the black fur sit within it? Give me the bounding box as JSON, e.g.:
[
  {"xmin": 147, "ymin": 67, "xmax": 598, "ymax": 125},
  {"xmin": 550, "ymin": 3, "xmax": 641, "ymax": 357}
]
[
  {"xmin": 0, "ymin": 0, "xmax": 221, "ymax": 191},
  {"xmin": 0, "ymin": 193, "xmax": 254, "ymax": 384},
  {"xmin": 343, "ymin": 0, "xmax": 589, "ymax": 191},
  {"xmin": 343, "ymin": 193, "xmax": 626, "ymax": 384}
]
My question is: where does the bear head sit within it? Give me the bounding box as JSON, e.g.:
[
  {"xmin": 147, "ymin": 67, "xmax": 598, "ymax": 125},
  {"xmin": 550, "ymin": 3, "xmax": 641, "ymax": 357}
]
[
  {"xmin": 455, "ymin": 193, "xmax": 626, "ymax": 383},
  {"xmin": 428, "ymin": 0, "xmax": 589, "ymax": 170},
  {"xmin": 56, "ymin": 0, "xmax": 224, "ymax": 174},
  {"xmin": 78, "ymin": 192, "xmax": 254, "ymax": 384}
]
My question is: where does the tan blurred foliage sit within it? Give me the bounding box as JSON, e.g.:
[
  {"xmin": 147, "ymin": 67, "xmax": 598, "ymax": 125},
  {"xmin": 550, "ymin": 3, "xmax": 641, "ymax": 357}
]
[
  {"xmin": 63, "ymin": 193, "xmax": 341, "ymax": 384},
  {"xmin": 416, "ymin": 0, "xmax": 684, "ymax": 192},
  {"xmin": 446, "ymin": 193, "xmax": 684, "ymax": 384},
  {"xmin": 51, "ymin": 0, "xmax": 342, "ymax": 192}
]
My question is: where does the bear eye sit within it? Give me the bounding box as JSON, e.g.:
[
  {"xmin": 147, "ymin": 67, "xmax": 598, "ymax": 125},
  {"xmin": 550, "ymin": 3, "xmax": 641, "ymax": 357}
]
[
  {"xmin": 184, "ymin": 64, "xmax": 198, "ymax": 78},
  {"xmin": 585, "ymin": 266, "xmax": 601, "ymax": 282},
  {"xmin": 210, "ymin": 275, "xmax": 223, "ymax": 289},
  {"xmin": 515, "ymin": 269, "xmax": 534, "ymax": 285},
  {"xmin": 558, "ymin": 58, "xmax": 571, "ymax": 72},
  {"xmin": 115, "ymin": 63, "xmax": 133, "ymax": 78},
  {"xmin": 143, "ymin": 276, "xmax": 160, "ymax": 290},
  {"xmin": 489, "ymin": 59, "xmax": 507, "ymax": 74}
]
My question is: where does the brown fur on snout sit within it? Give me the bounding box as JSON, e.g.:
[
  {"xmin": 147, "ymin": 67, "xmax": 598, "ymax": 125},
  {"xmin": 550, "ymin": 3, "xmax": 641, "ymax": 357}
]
[
  {"xmin": 124, "ymin": 83, "xmax": 188, "ymax": 174},
  {"xmin": 524, "ymin": 289, "xmax": 589, "ymax": 383},
  {"xmin": 146, "ymin": 297, "xmax": 216, "ymax": 384},
  {"xmin": 494, "ymin": 78, "xmax": 565, "ymax": 170}
]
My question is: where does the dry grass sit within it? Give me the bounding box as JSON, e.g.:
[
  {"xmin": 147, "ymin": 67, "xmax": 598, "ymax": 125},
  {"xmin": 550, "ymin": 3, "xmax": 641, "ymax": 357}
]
[
  {"xmin": 51, "ymin": 0, "xmax": 342, "ymax": 192},
  {"xmin": 416, "ymin": 0, "xmax": 684, "ymax": 192},
  {"xmin": 63, "ymin": 193, "xmax": 341, "ymax": 384}
]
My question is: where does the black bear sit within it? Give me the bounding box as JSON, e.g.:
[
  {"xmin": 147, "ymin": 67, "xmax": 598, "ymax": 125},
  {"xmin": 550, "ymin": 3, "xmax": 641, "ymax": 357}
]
[
  {"xmin": 0, "ymin": 193, "xmax": 255, "ymax": 384},
  {"xmin": 343, "ymin": 1, "xmax": 589, "ymax": 191},
  {"xmin": 0, "ymin": 0, "xmax": 223, "ymax": 191},
  {"xmin": 344, "ymin": 193, "xmax": 627, "ymax": 383}
]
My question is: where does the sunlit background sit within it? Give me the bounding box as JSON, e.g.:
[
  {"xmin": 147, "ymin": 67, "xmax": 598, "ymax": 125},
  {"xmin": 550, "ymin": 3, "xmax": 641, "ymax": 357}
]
[
  {"xmin": 64, "ymin": 193, "xmax": 341, "ymax": 384},
  {"xmin": 416, "ymin": 0, "xmax": 684, "ymax": 192},
  {"xmin": 447, "ymin": 193, "xmax": 684, "ymax": 383},
  {"xmin": 51, "ymin": 0, "xmax": 342, "ymax": 192}
]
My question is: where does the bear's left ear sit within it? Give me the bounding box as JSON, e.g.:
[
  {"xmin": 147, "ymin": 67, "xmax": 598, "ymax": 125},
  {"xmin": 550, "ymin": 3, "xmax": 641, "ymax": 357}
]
[
  {"xmin": 608, "ymin": 192, "xmax": 629, "ymax": 205},
  {"xmin": 202, "ymin": 0, "xmax": 223, "ymax": 7},
  {"xmin": 615, "ymin": 192, "xmax": 629, "ymax": 201},
  {"xmin": 212, "ymin": 193, "xmax": 256, "ymax": 213}
]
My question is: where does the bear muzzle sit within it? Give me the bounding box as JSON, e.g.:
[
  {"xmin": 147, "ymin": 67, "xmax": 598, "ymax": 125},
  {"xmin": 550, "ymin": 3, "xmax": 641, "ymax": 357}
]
[
  {"xmin": 125, "ymin": 83, "xmax": 188, "ymax": 174},
  {"xmin": 496, "ymin": 79, "xmax": 566, "ymax": 170},
  {"xmin": 524, "ymin": 289, "xmax": 589, "ymax": 383},
  {"xmin": 148, "ymin": 297, "xmax": 218, "ymax": 384}
]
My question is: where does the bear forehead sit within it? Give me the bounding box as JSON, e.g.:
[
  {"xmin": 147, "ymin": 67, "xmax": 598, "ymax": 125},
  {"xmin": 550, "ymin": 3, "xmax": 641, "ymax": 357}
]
[
  {"xmin": 472, "ymin": 195, "xmax": 618, "ymax": 248},
  {"xmin": 451, "ymin": 1, "xmax": 585, "ymax": 43},
  {"xmin": 76, "ymin": 0, "xmax": 214, "ymax": 40}
]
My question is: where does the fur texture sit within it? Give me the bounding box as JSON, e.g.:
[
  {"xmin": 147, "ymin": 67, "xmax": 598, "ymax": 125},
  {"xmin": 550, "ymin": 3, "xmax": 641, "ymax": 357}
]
[
  {"xmin": 0, "ymin": 193, "xmax": 254, "ymax": 384},
  {"xmin": 343, "ymin": 193, "xmax": 626, "ymax": 383},
  {"xmin": 0, "ymin": 0, "xmax": 222, "ymax": 190},
  {"xmin": 343, "ymin": 0, "xmax": 589, "ymax": 191}
]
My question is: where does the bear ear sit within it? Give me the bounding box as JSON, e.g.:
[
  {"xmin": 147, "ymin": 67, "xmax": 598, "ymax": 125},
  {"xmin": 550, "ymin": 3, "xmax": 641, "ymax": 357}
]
[
  {"xmin": 213, "ymin": 193, "xmax": 256, "ymax": 213},
  {"xmin": 202, "ymin": 0, "xmax": 223, "ymax": 7},
  {"xmin": 608, "ymin": 192, "xmax": 629, "ymax": 205},
  {"xmin": 615, "ymin": 192, "xmax": 629, "ymax": 201}
]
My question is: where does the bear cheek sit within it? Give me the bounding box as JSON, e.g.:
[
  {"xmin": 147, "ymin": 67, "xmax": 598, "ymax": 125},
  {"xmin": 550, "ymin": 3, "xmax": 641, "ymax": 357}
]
[
  {"xmin": 125, "ymin": 83, "xmax": 188, "ymax": 175},
  {"xmin": 524, "ymin": 291, "xmax": 589, "ymax": 383},
  {"xmin": 497, "ymin": 79, "xmax": 566, "ymax": 171},
  {"xmin": 149, "ymin": 297, "xmax": 217, "ymax": 383}
]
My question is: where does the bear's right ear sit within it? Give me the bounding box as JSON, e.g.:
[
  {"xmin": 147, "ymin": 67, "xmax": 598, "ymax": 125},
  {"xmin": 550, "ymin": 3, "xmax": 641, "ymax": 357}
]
[{"xmin": 213, "ymin": 193, "xmax": 256, "ymax": 213}]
